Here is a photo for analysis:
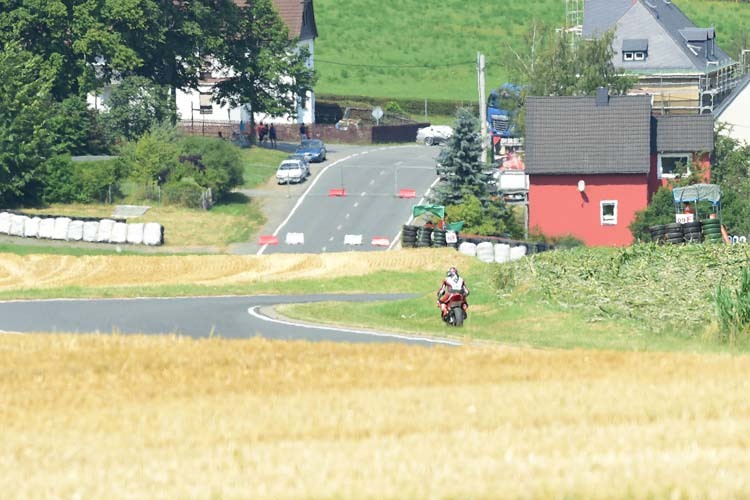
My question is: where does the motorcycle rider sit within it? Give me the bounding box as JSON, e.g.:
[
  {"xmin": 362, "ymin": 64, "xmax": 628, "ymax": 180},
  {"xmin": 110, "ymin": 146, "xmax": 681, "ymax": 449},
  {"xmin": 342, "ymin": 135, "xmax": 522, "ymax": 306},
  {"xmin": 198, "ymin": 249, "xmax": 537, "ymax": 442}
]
[{"xmin": 436, "ymin": 266, "xmax": 470, "ymax": 319}]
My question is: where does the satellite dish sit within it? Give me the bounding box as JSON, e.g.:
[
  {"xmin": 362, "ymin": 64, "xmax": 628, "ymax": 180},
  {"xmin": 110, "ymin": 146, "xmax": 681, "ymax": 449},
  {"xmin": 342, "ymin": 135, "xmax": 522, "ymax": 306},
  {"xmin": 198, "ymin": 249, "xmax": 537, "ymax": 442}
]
[{"xmin": 577, "ymin": 180, "xmax": 586, "ymax": 192}]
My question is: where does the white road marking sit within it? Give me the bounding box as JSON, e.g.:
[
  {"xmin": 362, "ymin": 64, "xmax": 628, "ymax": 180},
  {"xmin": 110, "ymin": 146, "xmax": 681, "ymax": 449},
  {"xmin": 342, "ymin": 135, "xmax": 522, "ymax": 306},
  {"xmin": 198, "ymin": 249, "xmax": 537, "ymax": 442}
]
[
  {"xmin": 345, "ymin": 213, "xmax": 350, "ymax": 219},
  {"xmin": 395, "ymin": 161, "xmax": 404, "ymax": 166},
  {"xmin": 0, "ymin": 329, "xmax": 23, "ymax": 335},
  {"xmin": 257, "ymin": 148, "xmax": 380, "ymax": 256},
  {"xmin": 388, "ymin": 175, "xmax": 442, "ymax": 251},
  {"xmin": 369, "ymin": 179, "xmax": 375, "ymax": 186},
  {"xmin": 360, "ymin": 192, "xmax": 366, "ymax": 197},
  {"xmin": 353, "ymin": 202, "xmax": 359, "ymax": 208},
  {"xmin": 379, "ymin": 170, "xmax": 386, "ymax": 175},
  {"xmin": 329, "ymin": 236, "xmax": 334, "ymax": 242},
  {"xmin": 337, "ymin": 224, "xmax": 343, "ymax": 230},
  {"xmin": 247, "ymin": 306, "xmax": 461, "ymax": 346},
  {"xmin": 322, "ymin": 246, "xmax": 327, "ymax": 252}
]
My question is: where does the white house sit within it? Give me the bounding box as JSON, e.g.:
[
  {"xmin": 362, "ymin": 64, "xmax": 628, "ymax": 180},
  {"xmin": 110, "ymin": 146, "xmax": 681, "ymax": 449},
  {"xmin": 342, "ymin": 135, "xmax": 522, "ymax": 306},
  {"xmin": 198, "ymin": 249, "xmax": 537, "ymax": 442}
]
[
  {"xmin": 175, "ymin": 0, "xmax": 318, "ymax": 127},
  {"xmin": 715, "ymin": 74, "xmax": 750, "ymax": 145}
]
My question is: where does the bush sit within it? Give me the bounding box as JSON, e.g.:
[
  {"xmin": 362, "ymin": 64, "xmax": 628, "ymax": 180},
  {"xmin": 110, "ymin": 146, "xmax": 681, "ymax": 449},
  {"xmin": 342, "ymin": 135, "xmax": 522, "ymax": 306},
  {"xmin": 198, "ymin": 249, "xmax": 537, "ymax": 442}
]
[
  {"xmin": 162, "ymin": 178, "xmax": 205, "ymax": 208},
  {"xmin": 41, "ymin": 155, "xmax": 122, "ymax": 204},
  {"xmin": 714, "ymin": 268, "xmax": 750, "ymax": 344},
  {"xmin": 177, "ymin": 136, "xmax": 243, "ymax": 199}
]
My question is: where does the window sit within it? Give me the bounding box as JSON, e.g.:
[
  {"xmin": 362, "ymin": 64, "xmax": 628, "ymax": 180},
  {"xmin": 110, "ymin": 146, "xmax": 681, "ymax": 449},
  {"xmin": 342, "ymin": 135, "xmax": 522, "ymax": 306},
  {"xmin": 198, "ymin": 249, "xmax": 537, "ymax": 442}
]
[
  {"xmin": 600, "ymin": 200, "xmax": 618, "ymax": 225},
  {"xmin": 623, "ymin": 51, "xmax": 646, "ymax": 61},
  {"xmin": 658, "ymin": 154, "xmax": 691, "ymax": 179},
  {"xmin": 623, "ymin": 52, "xmax": 634, "ymax": 61},
  {"xmin": 199, "ymin": 91, "xmax": 213, "ymax": 114},
  {"xmin": 634, "ymin": 51, "xmax": 645, "ymax": 60}
]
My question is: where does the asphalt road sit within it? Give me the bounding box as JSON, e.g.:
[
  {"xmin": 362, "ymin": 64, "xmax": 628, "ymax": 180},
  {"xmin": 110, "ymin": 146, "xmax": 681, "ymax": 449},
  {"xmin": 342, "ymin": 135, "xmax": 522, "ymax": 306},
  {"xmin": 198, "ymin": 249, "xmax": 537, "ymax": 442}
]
[
  {"xmin": 259, "ymin": 144, "xmax": 440, "ymax": 254},
  {"xmin": 0, "ymin": 294, "xmax": 460, "ymax": 346}
]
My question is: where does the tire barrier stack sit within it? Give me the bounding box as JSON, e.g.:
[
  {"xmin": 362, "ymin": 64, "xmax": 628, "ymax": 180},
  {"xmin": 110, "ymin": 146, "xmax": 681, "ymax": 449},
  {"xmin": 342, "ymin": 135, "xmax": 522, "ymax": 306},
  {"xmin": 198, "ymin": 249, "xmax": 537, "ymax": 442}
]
[
  {"xmin": 401, "ymin": 225, "xmax": 417, "ymax": 248},
  {"xmin": 416, "ymin": 225, "xmax": 433, "ymax": 248},
  {"xmin": 701, "ymin": 218, "xmax": 723, "ymax": 244},
  {"xmin": 0, "ymin": 212, "xmax": 164, "ymax": 246},
  {"xmin": 432, "ymin": 228, "xmax": 447, "ymax": 247},
  {"xmin": 682, "ymin": 221, "xmax": 703, "ymax": 243}
]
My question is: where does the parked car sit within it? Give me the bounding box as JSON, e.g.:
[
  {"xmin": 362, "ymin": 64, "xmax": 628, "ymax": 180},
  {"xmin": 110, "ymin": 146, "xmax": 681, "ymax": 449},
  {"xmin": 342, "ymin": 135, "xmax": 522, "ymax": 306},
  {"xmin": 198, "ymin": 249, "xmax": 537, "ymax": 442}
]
[
  {"xmin": 295, "ymin": 139, "xmax": 327, "ymax": 162},
  {"xmin": 276, "ymin": 160, "xmax": 307, "ymax": 184},
  {"xmin": 286, "ymin": 154, "xmax": 311, "ymax": 177},
  {"xmin": 416, "ymin": 125, "xmax": 453, "ymax": 146}
]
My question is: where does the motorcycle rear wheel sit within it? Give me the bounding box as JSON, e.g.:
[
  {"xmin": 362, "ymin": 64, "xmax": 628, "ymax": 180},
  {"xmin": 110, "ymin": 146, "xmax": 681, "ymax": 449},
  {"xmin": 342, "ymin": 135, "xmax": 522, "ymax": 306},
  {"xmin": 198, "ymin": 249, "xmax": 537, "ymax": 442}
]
[{"xmin": 452, "ymin": 306, "xmax": 464, "ymax": 327}]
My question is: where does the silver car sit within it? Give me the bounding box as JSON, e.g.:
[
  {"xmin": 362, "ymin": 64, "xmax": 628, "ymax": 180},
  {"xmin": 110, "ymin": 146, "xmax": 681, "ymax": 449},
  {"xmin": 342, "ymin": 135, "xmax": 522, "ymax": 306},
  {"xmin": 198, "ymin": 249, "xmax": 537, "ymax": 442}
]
[{"xmin": 276, "ymin": 160, "xmax": 307, "ymax": 184}]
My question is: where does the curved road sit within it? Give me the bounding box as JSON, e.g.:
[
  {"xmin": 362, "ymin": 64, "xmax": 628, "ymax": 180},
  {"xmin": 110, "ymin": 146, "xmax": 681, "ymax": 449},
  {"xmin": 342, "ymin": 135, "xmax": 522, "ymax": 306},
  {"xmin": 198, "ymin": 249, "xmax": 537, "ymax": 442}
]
[{"xmin": 0, "ymin": 294, "xmax": 460, "ymax": 346}]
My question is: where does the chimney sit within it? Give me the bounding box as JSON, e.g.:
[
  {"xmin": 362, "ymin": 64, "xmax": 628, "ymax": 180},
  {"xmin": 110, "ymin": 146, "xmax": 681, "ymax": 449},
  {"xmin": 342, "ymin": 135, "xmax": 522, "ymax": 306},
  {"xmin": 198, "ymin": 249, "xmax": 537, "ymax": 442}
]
[{"xmin": 595, "ymin": 87, "xmax": 609, "ymax": 106}]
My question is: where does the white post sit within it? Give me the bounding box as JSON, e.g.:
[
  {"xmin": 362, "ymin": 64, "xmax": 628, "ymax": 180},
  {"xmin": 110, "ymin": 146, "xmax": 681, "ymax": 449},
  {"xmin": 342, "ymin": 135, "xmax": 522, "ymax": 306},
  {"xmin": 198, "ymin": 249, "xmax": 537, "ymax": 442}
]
[{"xmin": 478, "ymin": 52, "xmax": 488, "ymax": 165}]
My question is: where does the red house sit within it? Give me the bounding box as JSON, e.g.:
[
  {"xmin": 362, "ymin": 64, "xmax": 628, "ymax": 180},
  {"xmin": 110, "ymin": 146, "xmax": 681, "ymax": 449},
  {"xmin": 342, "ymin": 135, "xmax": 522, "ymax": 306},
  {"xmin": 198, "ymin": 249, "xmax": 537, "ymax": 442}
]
[{"xmin": 525, "ymin": 90, "xmax": 714, "ymax": 246}]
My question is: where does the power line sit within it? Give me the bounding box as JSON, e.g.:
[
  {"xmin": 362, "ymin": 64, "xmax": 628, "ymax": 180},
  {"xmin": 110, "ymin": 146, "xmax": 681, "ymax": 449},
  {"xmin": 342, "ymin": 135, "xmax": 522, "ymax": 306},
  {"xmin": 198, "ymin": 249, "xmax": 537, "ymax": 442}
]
[{"xmin": 315, "ymin": 58, "xmax": 475, "ymax": 69}]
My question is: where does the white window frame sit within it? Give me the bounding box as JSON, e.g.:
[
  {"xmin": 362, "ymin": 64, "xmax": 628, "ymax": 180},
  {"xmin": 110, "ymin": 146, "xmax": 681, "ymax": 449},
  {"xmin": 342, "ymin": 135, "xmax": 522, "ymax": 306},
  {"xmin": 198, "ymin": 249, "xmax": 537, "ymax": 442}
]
[
  {"xmin": 600, "ymin": 200, "xmax": 618, "ymax": 226},
  {"xmin": 623, "ymin": 52, "xmax": 634, "ymax": 61},
  {"xmin": 658, "ymin": 153, "xmax": 691, "ymax": 179},
  {"xmin": 634, "ymin": 51, "xmax": 645, "ymax": 60}
]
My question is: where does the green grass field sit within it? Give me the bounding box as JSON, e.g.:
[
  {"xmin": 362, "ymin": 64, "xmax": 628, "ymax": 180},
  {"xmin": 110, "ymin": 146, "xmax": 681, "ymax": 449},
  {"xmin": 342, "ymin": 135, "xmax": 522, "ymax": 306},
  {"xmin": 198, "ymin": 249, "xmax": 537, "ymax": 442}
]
[{"xmin": 314, "ymin": 0, "xmax": 750, "ymax": 101}]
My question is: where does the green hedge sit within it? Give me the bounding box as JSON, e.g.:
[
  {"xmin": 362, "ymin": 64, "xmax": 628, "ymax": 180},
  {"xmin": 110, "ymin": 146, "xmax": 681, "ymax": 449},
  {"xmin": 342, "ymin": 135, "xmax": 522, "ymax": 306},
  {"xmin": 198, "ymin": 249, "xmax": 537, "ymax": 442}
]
[
  {"xmin": 42, "ymin": 155, "xmax": 121, "ymax": 204},
  {"xmin": 162, "ymin": 178, "xmax": 205, "ymax": 208}
]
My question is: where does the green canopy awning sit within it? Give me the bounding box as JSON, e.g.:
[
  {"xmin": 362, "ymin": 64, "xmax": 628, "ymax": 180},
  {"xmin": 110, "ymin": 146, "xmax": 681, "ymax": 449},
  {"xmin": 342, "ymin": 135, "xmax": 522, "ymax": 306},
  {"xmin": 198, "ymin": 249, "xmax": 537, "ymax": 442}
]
[{"xmin": 412, "ymin": 204, "xmax": 445, "ymax": 220}]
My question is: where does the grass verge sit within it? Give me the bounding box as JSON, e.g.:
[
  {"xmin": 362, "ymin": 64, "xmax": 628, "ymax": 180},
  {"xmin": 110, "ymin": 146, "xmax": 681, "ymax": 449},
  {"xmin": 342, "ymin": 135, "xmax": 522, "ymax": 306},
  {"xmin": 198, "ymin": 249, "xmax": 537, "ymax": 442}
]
[{"xmin": 239, "ymin": 146, "xmax": 287, "ymax": 188}]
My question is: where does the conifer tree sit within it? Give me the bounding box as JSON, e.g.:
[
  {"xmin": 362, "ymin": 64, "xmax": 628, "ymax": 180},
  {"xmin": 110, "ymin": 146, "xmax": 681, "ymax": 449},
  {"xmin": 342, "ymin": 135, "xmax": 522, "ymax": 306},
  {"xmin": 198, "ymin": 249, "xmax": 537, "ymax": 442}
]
[{"xmin": 430, "ymin": 108, "xmax": 493, "ymax": 206}]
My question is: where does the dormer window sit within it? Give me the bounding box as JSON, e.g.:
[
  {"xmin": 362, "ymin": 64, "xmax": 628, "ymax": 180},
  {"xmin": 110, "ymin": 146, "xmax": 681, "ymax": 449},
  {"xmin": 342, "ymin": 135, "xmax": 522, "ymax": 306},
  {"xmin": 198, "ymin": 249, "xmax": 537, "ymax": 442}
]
[{"xmin": 622, "ymin": 39, "xmax": 648, "ymax": 62}]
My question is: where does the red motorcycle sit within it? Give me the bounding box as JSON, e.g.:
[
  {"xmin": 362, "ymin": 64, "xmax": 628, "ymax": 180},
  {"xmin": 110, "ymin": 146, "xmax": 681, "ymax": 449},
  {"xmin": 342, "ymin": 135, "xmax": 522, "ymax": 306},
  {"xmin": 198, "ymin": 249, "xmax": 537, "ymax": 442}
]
[{"xmin": 440, "ymin": 290, "xmax": 468, "ymax": 327}]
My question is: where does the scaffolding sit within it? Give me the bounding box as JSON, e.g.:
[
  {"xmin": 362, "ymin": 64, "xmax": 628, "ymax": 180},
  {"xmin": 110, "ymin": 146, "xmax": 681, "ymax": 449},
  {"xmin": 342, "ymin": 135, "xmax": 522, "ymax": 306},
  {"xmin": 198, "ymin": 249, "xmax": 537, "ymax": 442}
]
[{"xmin": 565, "ymin": 0, "xmax": 583, "ymax": 50}]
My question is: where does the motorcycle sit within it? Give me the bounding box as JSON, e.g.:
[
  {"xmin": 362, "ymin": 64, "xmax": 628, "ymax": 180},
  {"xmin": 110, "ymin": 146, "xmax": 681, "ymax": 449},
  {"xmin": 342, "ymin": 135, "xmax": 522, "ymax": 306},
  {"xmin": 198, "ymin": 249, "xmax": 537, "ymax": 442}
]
[{"xmin": 440, "ymin": 290, "xmax": 468, "ymax": 327}]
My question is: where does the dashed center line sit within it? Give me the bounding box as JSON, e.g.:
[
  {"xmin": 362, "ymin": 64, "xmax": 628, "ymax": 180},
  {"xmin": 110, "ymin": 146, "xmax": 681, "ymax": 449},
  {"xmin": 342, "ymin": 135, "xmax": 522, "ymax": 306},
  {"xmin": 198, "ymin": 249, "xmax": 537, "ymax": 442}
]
[
  {"xmin": 353, "ymin": 202, "xmax": 359, "ymax": 208},
  {"xmin": 337, "ymin": 224, "xmax": 343, "ymax": 230},
  {"xmin": 345, "ymin": 213, "xmax": 350, "ymax": 219},
  {"xmin": 369, "ymin": 179, "xmax": 375, "ymax": 186},
  {"xmin": 329, "ymin": 236, "xmax": 334, "ymax": 242},
  {"xmin": 360, "ymin": 192, "xmax": 366, "ymax": 197}
]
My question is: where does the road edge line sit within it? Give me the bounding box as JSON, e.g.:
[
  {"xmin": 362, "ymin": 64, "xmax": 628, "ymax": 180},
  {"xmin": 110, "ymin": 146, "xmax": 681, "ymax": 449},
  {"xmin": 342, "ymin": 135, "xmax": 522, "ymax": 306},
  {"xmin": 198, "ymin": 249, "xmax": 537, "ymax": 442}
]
[{"xmin": 247, "ymin": 306, "xmax": 461, "ymax": 346}]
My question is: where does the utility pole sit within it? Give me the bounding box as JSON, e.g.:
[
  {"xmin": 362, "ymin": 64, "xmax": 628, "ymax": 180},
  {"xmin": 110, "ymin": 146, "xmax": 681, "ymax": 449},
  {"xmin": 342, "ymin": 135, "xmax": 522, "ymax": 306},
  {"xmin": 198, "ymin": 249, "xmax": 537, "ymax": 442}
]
[{"xmin": 477, "ymin": 52, "xmax": 488, "ymax": 164}]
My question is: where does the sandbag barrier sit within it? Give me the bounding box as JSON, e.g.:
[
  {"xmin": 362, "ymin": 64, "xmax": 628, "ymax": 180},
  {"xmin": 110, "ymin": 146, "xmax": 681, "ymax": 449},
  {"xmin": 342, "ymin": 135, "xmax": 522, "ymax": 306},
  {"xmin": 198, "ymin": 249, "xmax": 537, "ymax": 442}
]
[
  {"xmin": 401, "ymin": 224, "xmax": 551, "ymax": 264},
  {"xmin": 0, "ymin": 212, "xmax": 164, "ymax": 246}
]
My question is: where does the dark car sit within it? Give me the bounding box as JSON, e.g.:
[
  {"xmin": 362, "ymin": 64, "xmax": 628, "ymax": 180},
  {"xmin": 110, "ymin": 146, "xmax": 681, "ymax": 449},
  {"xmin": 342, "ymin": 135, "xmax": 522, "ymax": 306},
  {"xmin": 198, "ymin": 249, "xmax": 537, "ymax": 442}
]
[{"xmin": 295, "ymin": 139, "xmax": 327, "ymax": 163}]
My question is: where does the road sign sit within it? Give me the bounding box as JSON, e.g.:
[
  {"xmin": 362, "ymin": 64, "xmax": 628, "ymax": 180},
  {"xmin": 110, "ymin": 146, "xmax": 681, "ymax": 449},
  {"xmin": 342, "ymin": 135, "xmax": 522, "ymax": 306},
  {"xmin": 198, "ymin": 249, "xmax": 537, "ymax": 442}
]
[{"xmin": 372, "ymin": 106, "xmax": 383, "ymax": 125}]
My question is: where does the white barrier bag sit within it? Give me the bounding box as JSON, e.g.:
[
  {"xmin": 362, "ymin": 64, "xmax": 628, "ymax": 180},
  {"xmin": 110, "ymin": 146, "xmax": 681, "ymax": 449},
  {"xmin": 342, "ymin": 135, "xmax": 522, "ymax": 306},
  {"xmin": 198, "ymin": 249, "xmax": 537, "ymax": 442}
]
[
  {"xmin": 494, "ymin": 243, "xmax": 511, "ymax": 264},
  {"xmin": 24, "ymin": 217, "xmax": 42, "ymax": 238},
  {"xmin": 458, "ymin": 241, "xmax": 477, "ymax": 256},
  {"xmin": 0, "ymin": 212, "xmax": 10, "ymax": 234},
  {"xmin": 110, "ymin": 222, "xmax": 127, "ymax": 243},
  {"xmin": 510, "ymin": 245, "xmax": 527, "ymax": 261},
  {"xmin": 285, "ymin": 232, "xmax": 305, "ymax": 245},
  {"xmin": 97, "ymin": 219, "xmax": 115, "ymax": 242},
  {"xmin": 52, "ymin": 217, "xmax": 71, "ymax": 240},
  {"xmin": 126, "ymin": 223, "xmax": 144, "ymax": 245},
  {"xmin": 83, "ymin": 221, "xmax": 99, "ymax": 242},
  {"xmin": 476, "ymin": 241, "xmax": 495, "ymax": 263},
  {"xmin": 38, "ymin": 218, "xmax": 55, "ymax": 239},
  {"xmin": 10, "ymin": 215, "xmax": 28, "ymax": 237},
  {"xmin": 344, "ymin": 234, "xmax": 363, "ymax": 245},
  {"xmin": 143, "ymin": 223, "xmax": 163, "ymax": 246},
  {"xmin": 67, "ymin": 220, "xmax": 84, "ymax": 241}
]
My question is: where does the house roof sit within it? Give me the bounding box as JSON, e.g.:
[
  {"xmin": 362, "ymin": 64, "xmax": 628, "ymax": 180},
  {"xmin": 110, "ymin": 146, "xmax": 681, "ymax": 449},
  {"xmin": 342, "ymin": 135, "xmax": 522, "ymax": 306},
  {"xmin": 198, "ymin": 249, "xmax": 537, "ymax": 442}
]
[
  {"xmin": 653, "ymin": 114, "xmax": 714, "ymax": 153},
  {"xmin": 622, "ymin": 39, "xmax": 648, "ymax": 52},
  {"xmin": 272, "ymin": 0, "xmax": 317, "ymax": 40},
  {"xmin": 582, "ymin": 0, "xmax": 733, "ymax": 73},
  {"xmin": 525, "ymin": 95, "xmax": 652, "ymax": 175},
  {"xmin": 714, "ymin": 73, "xmax": 750, "ymax": 117},
  {"xmin": 234, "ymin": 0, "xmax": 317, "ymax": 40}
]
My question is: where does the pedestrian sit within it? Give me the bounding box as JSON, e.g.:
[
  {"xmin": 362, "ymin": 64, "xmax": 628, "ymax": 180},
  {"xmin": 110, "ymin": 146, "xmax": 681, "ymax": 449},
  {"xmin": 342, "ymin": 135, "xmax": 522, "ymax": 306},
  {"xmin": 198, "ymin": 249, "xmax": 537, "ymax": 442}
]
[
  {"xmin": 269, "ymin": 124, "xmax": 277, "ymax": 148},
  {"xmin": 299, "ymin": 123, "xmax": 306, "ymax": 142},
  {"xmin": 258, "ymin": 122, "xmax": 266, "ymax": 143}
]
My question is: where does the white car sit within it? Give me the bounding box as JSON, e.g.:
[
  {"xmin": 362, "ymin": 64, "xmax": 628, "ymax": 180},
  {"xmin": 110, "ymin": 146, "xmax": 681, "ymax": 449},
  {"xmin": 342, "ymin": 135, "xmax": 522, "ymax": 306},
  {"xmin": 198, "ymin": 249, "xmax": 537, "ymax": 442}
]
[
  {"xmin": 416, "ymin": 125, "xmax": 453, "ymax": 146},
  {"xmin": 276, "ymin": 160, "xmax": 307, "ymax": 184}
]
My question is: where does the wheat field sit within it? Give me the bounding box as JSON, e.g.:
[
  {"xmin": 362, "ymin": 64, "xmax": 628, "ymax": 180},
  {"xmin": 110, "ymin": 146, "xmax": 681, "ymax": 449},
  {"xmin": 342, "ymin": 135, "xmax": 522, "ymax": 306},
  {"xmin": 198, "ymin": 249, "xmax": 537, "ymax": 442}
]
[
  {"xmin": 2, "ymin": 334, "xmax": 750, "ymax": 498},
  {"xmin": 0, "ymin": 248, "xmax": 472, "ymax": 291}
]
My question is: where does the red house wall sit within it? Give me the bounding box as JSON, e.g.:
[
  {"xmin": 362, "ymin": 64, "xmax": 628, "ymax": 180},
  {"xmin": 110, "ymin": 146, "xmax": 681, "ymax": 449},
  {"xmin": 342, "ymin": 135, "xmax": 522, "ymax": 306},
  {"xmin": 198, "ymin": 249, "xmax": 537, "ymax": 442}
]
[
  {"xmin": 647, "ymin": 152, "xmax": 712, "ymax": 202},
  {"xmin": 529, "ymin": 174, "xmax": 650, "ymax": 246}
]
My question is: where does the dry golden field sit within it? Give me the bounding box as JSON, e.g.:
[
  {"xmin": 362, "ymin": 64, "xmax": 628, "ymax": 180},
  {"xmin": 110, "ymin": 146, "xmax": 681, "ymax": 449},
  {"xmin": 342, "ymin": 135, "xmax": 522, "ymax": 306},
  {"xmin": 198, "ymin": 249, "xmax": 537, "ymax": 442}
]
[
  {"xmin": 2, "ymin": 334, "xmax": 750, "ymax": 499},
  {"xmin": 0, "ymin": 248, "xmax": 471, "ymax": 292}
]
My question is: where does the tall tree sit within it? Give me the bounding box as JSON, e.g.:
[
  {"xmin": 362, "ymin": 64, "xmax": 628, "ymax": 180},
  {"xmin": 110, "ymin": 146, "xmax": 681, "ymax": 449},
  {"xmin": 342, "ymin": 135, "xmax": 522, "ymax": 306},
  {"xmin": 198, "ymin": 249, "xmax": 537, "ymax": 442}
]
[
  {"xmin": 100, "ymin": 75, "xmax": 176, "ymax": 142},
  {"xmin": 213, "ymin": 0, "xmax": 316, "ymax": 138},
  {"xmin": 0, "ymin": 42, "xmax": 58, "ymax": 205},
  {"xmin": 430, "ymin": 108, "xmax": 493, "ymax": 207},
  {"xmin": 509, "ymin": 26, "xmax": 635, "ymax": 97}
]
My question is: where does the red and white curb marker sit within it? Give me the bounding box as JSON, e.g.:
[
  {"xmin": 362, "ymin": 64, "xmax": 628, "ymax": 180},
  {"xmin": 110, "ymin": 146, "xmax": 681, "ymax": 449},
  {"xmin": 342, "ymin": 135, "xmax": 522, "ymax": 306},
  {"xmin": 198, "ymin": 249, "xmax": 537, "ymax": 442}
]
[
  {"xmin": 258, "ymin": 235, "xmax": 279, "ymax": 245},
  {"xmin": 398, "ymin": 188, "xmax": 416, "ymax": 198},
  {"xmin": 285, "ymin": 232, "xmax": 305, "ymax": 245},
  {"xmin": 328, "ymin": 188, "xmax": 346, "ymax": 197},
  {"xmin": 371, "ymin": 237, "xmax": 390, "ymax": 247}
]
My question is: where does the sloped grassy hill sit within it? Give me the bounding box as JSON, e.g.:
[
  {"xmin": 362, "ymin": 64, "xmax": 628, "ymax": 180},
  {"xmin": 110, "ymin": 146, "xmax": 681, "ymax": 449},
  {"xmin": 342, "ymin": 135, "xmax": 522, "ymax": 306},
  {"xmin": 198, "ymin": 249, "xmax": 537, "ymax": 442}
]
[
  {"xmin": 314, "ymin": 0, "xmax": 750, "ymax": 100},
  {"xmin": 498, "ymin": 242, "xmax": 750, "ymax": 337}
]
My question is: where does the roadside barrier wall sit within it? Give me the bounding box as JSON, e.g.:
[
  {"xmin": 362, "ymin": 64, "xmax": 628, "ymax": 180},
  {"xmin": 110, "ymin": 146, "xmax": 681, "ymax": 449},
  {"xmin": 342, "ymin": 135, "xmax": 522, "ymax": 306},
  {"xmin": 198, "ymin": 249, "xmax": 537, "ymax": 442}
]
[{"xmin": 0, "ymin": 212, "xmax": 164, "ymax": 246}]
